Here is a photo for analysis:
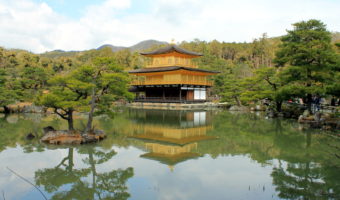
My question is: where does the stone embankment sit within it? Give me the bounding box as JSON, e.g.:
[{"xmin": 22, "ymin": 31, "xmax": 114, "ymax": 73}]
[
  {"xmin": 298, "ymin": 111, "xmax": 339, "ymax": 131},
  {"xmin": 128, "ymin": 102, "xmax": 225, "ymax": 110},
  {"xmin": 231, "ymin": 103, "xmax": 339, "ymax": 132}
]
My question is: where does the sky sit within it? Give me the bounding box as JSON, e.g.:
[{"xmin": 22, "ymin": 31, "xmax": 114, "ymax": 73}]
[{"xmin": 0, "ymin": 0, "xmax": 339, "ymax": 53}]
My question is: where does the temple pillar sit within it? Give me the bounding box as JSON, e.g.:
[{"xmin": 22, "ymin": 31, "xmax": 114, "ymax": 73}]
[
  {"xmin": 179, "ymin": 86, "xmax": 182, "ymax": 102},
  {"xmin": 162, "ymin": 86, "xmax": 165, "ymax": 100}
]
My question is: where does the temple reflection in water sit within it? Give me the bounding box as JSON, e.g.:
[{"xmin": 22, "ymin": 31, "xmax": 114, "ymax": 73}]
[{"xmin": 128, "ymin": 109, "xmax": 217, "ymax": 170}]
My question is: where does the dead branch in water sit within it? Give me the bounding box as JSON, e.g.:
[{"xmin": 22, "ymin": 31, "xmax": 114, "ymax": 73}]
[
  {"xmin": 2, "ymin": 190, "xmax": 5, "ymax": 200},
  {"xmin": 6, "ymin": 167, "xmax": 48, "ymax": 200}
]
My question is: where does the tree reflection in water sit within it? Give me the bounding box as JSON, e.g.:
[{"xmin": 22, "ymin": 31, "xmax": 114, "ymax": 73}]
[
  {"xmin": 269, "ymin": 119, "xmax": 340, "ymax": 199},
  {"xmin": 35, "ymin": 147, "xmax": 134, "ymax": 200},
  {"xmin": 271, "ymin": 131, "xmax": 340, "ymax": 200},
  {"xmin": 272, "ymin": 161, "xmax": 340, "ymax": 200},
  {"xmin": 1, "ymin": 110, "xmax": 339, "ymax": 200},
  {"xmin": 195, "ymin": 111, "xmax": 340, "ymax": 200}
]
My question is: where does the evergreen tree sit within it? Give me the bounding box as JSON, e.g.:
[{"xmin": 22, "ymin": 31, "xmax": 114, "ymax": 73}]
[
  {"xmin": 81, "ymin": 57, "xmax": 132, "ymax": 134},
  {"xmin": 0, "ymin": 69, "xmax": 20, "ymax": 113},
  {"xmin": 219, "ymin": 64, "xmax": 252, "ymax": 106},
  {"xmin": 274, "ymin": 19, "xmax": 338, "ymax": 111},
  {"xmin": 36, "ymin": 73, "xmax": 90, "ymax": 131}
]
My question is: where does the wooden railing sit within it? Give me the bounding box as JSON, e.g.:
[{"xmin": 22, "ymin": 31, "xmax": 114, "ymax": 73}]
[
  {"xmin": 146, "ymin": 63, "xmax": 198, "ymax": 68},
  {"xmin": 134, "ymin": 97, "xmax": 207, "ymax": 103},
  {"xmin": 131, "ymin": 79, "xmax": 213, "ymax": 86}
]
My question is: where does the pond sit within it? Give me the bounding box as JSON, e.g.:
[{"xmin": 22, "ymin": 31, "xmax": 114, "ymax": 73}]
[{"xmin": 0, "ymin": 109, "xmax": 339, "ymax": 200}]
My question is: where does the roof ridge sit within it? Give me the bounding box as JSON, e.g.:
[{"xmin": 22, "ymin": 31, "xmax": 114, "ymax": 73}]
[
  {"xmin": 128, "ymin": 66, "xmax": 219, "ymax": 74},
  {"xmin": 141, "ymin": 45, "xmax": 202, "ymax": 56}
]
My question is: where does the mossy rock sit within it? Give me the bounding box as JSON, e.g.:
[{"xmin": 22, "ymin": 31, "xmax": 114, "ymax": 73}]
[{"xmin": 41, "ymin": 130, "xmax": 106, "ymax": 145}]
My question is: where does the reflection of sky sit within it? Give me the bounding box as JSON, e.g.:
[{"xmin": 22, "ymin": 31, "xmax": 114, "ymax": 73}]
[
  {"xmin": 0, "ymin": 147, "xmax": 63, "ymax": 200},
  {"xmin": 0, "ymin": 146, "xmax": 88, "ymax": 200},
  {"xmin": 0, "ymin": 145, "xmax": 280, "ymax": 200}
]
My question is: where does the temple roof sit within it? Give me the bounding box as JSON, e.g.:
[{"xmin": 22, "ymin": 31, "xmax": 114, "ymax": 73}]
[
  {"xmin": 140, "ymin": 152, "xmax": 202, "ymax": 165},
  {"xmin": 128, "ymin": 66, "xmax": 219, "ymax": 74},
  {"xmin": 140, "ymin": 45, "xmax": 202, "ymax": 57},
  {"xmin": 129, "ymin": 134, "xmax": 217, "ymax": 146}
]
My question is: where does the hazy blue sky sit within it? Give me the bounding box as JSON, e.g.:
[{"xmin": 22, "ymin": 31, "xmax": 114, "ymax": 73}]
[{"xmin": 0, "ymin": 0, "xmax": 339, "ymax": 53}]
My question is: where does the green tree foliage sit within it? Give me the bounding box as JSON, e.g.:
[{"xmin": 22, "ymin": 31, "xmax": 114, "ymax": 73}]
[
  {"xmin": 36, "ymin": 57, "xmax": 132, "ymax": 132},
  {"xmin": 20, "ymin": 66, "xmax": 49, "ymax": 90},
  {"xmin": 274, "ymin": 19, "xmax": 339, "ymax": 111},
  {"xmin": 250, "ymin": 33, "xmax": 278, "ymax": 68},
  {"xmin": 80, "ymin": 57, "xmax": 132, "ymax": 133},
  {"xmin": 1, "ymin": 19, "xmax": 339, "ymax": 115},
  {"xmin": 217, "ymin": 63, "xmax": 253, "ymax": 106},
  {"xmin": 36, "ymin": 72, "xmax": 91, "ymax": 130},
  {"xmin": 0, "ymin": 69, "xmax": 21, "ymax": 113},
  {"xmin": 241, "ymin": 67, "xmax": 306, "ymax": 112},
  {"xmin": 219, "ymin": 72, "xmax": 244, "ymax": 106}
]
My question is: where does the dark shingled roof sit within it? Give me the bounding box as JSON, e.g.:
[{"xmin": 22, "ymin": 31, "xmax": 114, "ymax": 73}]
[
  {"xmin": 141, "ymin": 45, "xmax": 203, "ymax": 57},
  {"xmin": 128, "ymin": 66, "xmax": 219, "ymax": 74}
]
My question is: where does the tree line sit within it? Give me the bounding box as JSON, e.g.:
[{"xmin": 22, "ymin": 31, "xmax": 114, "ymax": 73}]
[
  {"xmin": 178, "ymin": 19, "xmax": 340, "ymax": 112},
  {"xmin": 0, "ymin": 47, "xmax": 133, "ymax": 134},
  {"xmin": 0, "ymin": 19, "xmax": 339, "ymax": 131}
]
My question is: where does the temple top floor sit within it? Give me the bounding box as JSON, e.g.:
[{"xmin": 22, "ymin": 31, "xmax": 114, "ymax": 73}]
[
  {"xmin": 141, "ymin": 45, "xmax": 203, "ymax": 68},
  {"xmin": 146, "ymin": 55, "xmax": 198, "ymax": 68}
]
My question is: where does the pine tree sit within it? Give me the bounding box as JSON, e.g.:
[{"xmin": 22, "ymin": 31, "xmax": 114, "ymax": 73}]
[{"xmin": 274, "ymin": 19, "xmax": 338, "ymax": 111}]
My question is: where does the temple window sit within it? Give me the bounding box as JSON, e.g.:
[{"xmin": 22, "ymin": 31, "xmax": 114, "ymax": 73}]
[{"xmin": 168, "ymin": 57, "xmax": 172, "ymax": 64}]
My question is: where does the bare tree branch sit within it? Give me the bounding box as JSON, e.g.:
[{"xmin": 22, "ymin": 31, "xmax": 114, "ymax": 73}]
[
  {"xmin": 264, "ymin": 76, "xmax": 277, "ymax": 90},
  {"xmin": 6, "ymin": 167, "xmax": 48, "ymax": 200},
  {"xmin": 54, "ymin": 108, "xmax": 68, "ymax": 120}
]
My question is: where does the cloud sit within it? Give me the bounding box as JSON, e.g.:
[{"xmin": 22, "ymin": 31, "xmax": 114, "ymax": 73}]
[
  {"xmin": 0, "ymin": 0, "xmax": 339, "ymax": 53},
  {"xmin": 0, "ymin": 0, "xmax": 66, "ymax": 52}
]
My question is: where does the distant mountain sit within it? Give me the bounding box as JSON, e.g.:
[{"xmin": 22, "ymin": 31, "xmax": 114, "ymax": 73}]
[
  {"xmin": 97, "ymin": 44, "xmax": 126, "ymax": 52},
  {"xmin": 97, "ymin": 39, "xmax": 167, "ymax": 52},
  {"xmin": 129, "ymin": 40, "xmax": 168, "ymax": 51},
  {"xmin": 41, "ymin": 39, "xmax": 168, "ymax": 58}
]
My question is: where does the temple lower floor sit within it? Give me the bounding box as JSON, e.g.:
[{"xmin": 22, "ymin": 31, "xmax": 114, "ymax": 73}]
[{"xmin": 130, "ymin": 85, "xmax": 210, "ymax": 103}]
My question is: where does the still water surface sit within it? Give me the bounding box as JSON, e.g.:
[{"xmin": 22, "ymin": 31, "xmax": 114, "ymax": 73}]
[{"xmin": 0, "ymin": 109, "xmax": 339, "ymax": 200}]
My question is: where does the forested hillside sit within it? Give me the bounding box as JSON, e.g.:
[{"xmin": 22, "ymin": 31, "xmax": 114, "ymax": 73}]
[
  {"xmin": 0, "ymin": 20, "xmax": 339, "ymax": 113},
  {"xmin": 41, "ymin": 39, "xmax": 167, "ymax": 59}
]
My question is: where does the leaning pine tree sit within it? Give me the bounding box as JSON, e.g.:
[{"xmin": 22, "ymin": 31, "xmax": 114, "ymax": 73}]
[
  {"xmin": 37, "ymin": 57, "xmax": 132, "ymax": 133},
  {"xmin": 36, "ymin": 73, "xmax": 91, "ymax": 131},
  {"xmin": 77, "ymin": 57, "xmax": 132, "ymax": 134}
]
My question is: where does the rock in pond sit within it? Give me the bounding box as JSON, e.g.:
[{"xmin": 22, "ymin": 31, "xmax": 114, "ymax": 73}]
[
  {"xmin": 297, "ymin": 113, "xmax": 339, "ymax": 131},
  {"xmin": 303, "ymin": 110, "xmax": 310, "ymax": 117},
  {"xmin": 41, "ymin": 130, "xmax": 106, "ymax": 145},
  {"xmin": 43, "ymin": 126, "xmax": 56, "ymax": 134},
  {"xmin": 229, "ymin": 106, "xmax": 248, "ymax": 111},
  {"xmin": 266, "ymin": 109, "xmax": 277, "ymax": 118},
  {"xmin": 26, "ymin": 133, "xmax": 35, "ymax": 140}
]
